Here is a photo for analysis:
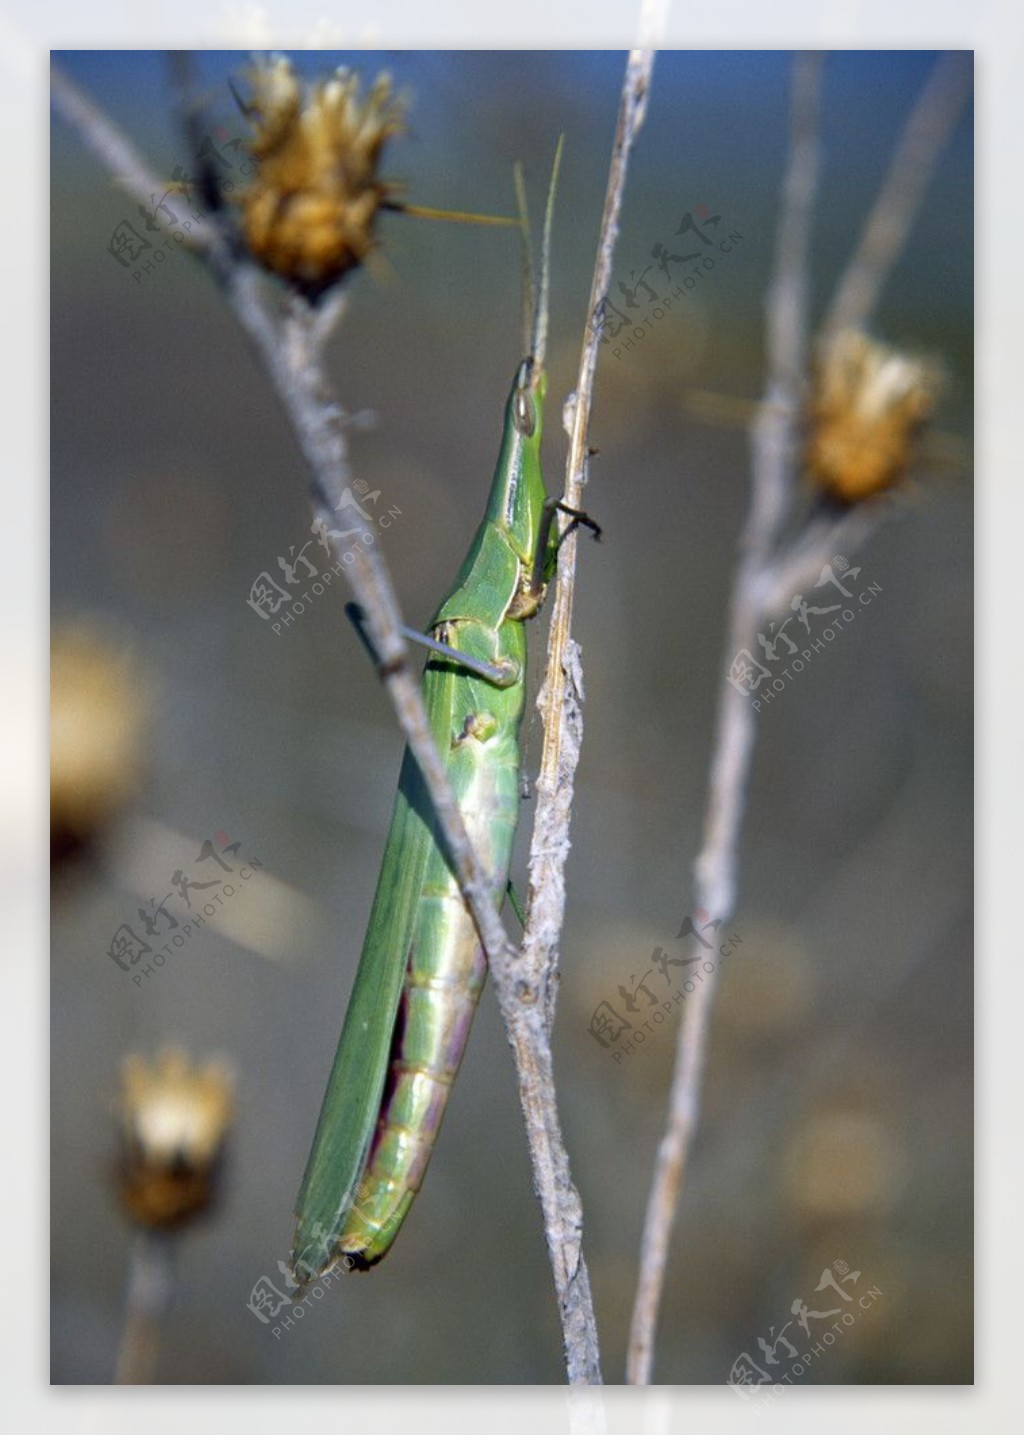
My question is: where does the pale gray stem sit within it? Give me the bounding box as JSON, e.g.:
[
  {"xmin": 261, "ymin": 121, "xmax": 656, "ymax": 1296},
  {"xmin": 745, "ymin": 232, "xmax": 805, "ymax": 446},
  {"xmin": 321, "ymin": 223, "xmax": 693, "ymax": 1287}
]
[
  {"xmin": 626, "ymin": 50, "xmax": 824, "ymax": 1386},
  {"xmin": 763, "ymin": 508, "xmax": 875, "ymax": 617},
  {"xmin": 823, "ymin": 51, "xmax": 972, "ymax": 338},
  {"xmin": 626, "ymin": 46, "xmax": 970, "ymax": 1385},
  {"xmin": 50, "ymin": 67, "xmax": 213, "ymax": 251},
  {"xmin": 748, "ymin": 51, "xmax": 825, "ymax": 553},
  {"xmin": 525, "ymin": 45, "xmax": 656, "ymax": 1023},
  {"xmin": 625, "ymin": 564, "xmax": 764, "ymax": 1386},
  {"xmin": 515, "ymin": 46, "xmax": 656, "ymax": 1387},
  {"xmin": 114, "ymin": 1232, "xmax": 175, "ymax": 1384}
]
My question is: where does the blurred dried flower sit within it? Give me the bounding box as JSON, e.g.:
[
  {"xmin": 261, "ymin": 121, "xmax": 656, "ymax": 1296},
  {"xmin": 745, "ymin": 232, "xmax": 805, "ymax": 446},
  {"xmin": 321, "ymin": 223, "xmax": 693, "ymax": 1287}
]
[
  {"xmin": 236, "ymin": 56, "xmax": 403, "ymax": 297},
  {"xmin": 116, "ymin": 1047, "xmax": 234, "ymax": 1230},
  {"xmin": 715, "ymin": 921, "xmax": 815, "ymax": 1043},
  {"xmin": 50, "ymin": 622, "xmax": 151, "ymax": 862},
  {"xmin": 781, "ymin": 1109, "xmax": 907, "ymax": 1220},
  {"xmin": 805, "ymin": 329, "xmax": 942, "ymax": 503}
]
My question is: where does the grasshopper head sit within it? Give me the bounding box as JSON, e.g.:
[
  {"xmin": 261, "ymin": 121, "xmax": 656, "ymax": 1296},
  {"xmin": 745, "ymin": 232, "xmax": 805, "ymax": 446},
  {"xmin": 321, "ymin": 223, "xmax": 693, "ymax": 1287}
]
[
  {"xmin": 486, "ymin": 356, "xmax": 548, "ymax": 569},
  {"xmin": 510, "ymin": 356, "xmax": 547, "ymax": 440}
]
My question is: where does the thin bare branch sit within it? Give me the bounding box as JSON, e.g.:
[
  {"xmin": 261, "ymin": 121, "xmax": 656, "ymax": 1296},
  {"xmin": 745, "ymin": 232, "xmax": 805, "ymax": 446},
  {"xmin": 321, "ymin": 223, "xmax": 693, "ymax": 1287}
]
[
  {"xmin": 525, "ymin": 45, "xmax": 656, "ymax": 1022},
  {"xmin": 626, "ymin": 50, "xmax": 825, "ymax": 1386},
  {"xmin": 823, "ymin": 51, "xmax": 972, "ymax": 338},
  {"xmin": 747, "ymin": 51, "xmax": 825, "ymax": 554},
  {"xmin": 627, "ymin": 46, "xmax": 971, "ymax": 1386},
  {"xmin": 50, "ymin": 66, "xmax": 213, "ymax": 250},
  {"xmin": 114, "ymin": 1233, "xmax": 175, "ymax": 1384},
  {"xmin": 503, "ymin": 46, "xmax": 655, "ymax": 1387},
  {"xmin": 762, "ymin": 508, "xmax": 874, "ymax": 615}
]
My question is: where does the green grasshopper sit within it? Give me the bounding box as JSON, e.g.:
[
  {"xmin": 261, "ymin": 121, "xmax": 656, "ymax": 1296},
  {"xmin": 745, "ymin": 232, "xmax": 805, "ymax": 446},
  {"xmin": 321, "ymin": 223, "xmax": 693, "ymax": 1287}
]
[{"xmin": 292, "ymin": 143, "xmax": 597, "ymax": 1279}]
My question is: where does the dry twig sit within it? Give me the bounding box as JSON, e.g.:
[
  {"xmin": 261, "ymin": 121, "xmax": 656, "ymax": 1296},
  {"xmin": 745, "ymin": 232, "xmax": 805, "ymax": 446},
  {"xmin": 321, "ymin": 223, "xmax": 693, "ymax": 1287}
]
[
  {"xmin": 823, "ymin": 51, "xmax": 973, "ymax": 338},
  {"xmin": 114, "ymin": 1233, "xmax": 175, "ymax": 1384},
  {"xmin": 626, "ymin": 48, "xmax": 970, "ymax": 1384},
  {"xmin": 512, "ymin": 45, "xmax": 656, "ymax": 1385},
  {"xmin": 627, "ymin": 51, "xmax": 825, "ymax": 1385}
]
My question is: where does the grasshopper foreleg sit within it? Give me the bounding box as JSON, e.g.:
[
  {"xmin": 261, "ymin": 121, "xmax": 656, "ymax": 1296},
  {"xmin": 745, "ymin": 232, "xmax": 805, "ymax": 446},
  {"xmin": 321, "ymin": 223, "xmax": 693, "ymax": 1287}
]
[
  {"xmin": 526, "ymin": 498, "xmax": 602, "ymax": 599},
  {"xmin": 345, "ymin": 603, "xmax": 519, "ymax": 687}
]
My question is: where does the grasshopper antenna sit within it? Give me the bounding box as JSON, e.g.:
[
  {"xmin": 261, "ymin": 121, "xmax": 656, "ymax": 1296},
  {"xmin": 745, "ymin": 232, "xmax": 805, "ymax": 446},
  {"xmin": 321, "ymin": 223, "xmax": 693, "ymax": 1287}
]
[
  {"xmin": 513, "ymin": 161, "xmax": 536, "ymax": 362},
  {"xmin": 381, "ymin": 199, "xmax": 517, "ymax": 227},
  {"xmin": 532, "ymin": 134, "xmax": 564, "ymax": 373}
]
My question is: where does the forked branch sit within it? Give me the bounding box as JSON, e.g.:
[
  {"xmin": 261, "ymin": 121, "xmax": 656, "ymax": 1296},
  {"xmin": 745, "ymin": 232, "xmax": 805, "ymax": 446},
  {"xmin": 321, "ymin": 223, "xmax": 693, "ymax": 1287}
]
[{"xmin": 626, "ymin": 49, "xmax": 970, "ymax": 1384}]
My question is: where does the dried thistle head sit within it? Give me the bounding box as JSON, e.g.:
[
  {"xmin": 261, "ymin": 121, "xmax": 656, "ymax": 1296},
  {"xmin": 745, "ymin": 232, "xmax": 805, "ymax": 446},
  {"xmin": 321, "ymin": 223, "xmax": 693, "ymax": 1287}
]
[
  {"xmin": 235, "ymin": 56, "xmax": 403, "ymax": 297},
  {"xmin": 115, "ymin": 1047, "xmax": 234, "ymax": 1231},
  {"xmin": 50, "ymin": 623, "xmax": 151, "ymax": 863},
  {"xmin": 805, "ymin": 329, "xmax": 943, "ymax": 504}
]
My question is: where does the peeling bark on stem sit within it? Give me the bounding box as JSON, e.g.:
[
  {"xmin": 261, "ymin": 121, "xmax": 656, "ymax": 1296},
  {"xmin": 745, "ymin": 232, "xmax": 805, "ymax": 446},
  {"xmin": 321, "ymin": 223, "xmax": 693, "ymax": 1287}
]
[{"xmin": 513, "ymin": 46, "xmax": 656, "ymax": 1386}]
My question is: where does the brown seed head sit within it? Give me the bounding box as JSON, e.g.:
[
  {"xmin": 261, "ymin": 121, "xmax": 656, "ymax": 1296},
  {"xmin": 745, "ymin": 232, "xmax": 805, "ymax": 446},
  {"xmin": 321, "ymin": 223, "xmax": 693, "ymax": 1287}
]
[
  {"xmin": 116, "ymin": 1046, "xmax": 234, "ymax": 1230},
  {"xmin": 50, "ymin": 623, "xmax": 151, "ymax": 862},
  {"xmin": 805, "ymin": 329, "xmax": 943, "ymax": 503},
  {"xmin": 236, "ymin": 56, "xmax": 403, "ymax": 296}
]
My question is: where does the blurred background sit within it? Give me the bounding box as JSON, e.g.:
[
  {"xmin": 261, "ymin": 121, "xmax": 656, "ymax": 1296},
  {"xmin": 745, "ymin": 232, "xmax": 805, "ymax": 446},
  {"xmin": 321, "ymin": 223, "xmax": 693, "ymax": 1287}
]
[{"xmin": 51, "ymin": 49, "xmax": 972, "ymax": 1384}]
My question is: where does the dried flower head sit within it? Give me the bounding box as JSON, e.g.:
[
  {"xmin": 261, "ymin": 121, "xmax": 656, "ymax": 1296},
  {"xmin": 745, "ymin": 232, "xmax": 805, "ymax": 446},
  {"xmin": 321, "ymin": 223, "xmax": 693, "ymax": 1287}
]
[
  {"xmin": 236, "ymin": 56, "xmax": 403, "ymax": 297},
  {"xmin": 50, "ymin": 623, "xmax": 151, "ymax": 862},
  {"xmin": 805, "ymin": 329, "xmax": 943, "ymax": 503},
  {"xmin": 116, "ymin": 1047, "xmax": 234, "ymax": 1230}
]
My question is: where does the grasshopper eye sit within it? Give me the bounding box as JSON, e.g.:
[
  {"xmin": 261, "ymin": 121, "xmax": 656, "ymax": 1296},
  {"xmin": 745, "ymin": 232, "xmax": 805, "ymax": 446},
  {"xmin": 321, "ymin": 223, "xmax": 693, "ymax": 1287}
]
[{"xmin": 513, "ymin": 388, "xmax": 536, "ymax": 437}]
